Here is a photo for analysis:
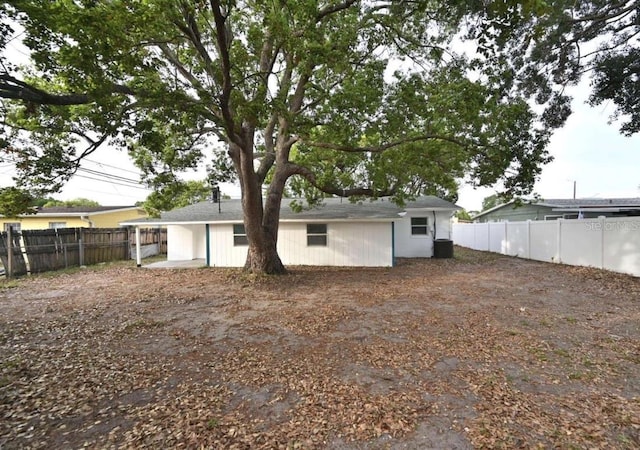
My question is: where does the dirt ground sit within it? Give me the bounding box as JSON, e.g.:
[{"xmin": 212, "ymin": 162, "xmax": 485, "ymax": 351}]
[{"xmin": 1, "ymin": 247, "xmax": 639, "ymax": 449}]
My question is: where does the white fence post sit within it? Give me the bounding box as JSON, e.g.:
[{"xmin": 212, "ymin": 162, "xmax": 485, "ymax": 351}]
[
  {"xmin": 557, "ymin": 219, "xmax": 562, "ymax": 263},
  {"xmin": 599, "ymin": 216, "xmax": 606, "ymax": 269},
  {"xmin": 503, "ymin": 221, "xmax": 508, "ymax": 255},
  {"xmin": 526, "ymin": 220, "xmax": 531, "ymax": 259}
]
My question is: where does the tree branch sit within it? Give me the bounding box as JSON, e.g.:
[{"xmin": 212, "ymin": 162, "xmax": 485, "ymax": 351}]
[
  {"xmin": 302, "ymin": 134, "xmax": 468, "ymax": 153},
  {"xmin": 210, "ymin": 0, "xmax": 240, "ymax": 143},
  {"xmin": 0, "ymin": 74, "xmax": 134, "ymax": 105},
  {"xmin": 316, "ymin": 0, "xmax": 358, "ymax": 22},
  {"xmin": 285, "ymin": 162, "xmax": 396, "ymax": 197}
]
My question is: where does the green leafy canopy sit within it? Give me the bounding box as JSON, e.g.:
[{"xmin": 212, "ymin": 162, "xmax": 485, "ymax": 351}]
[{"xmin": 1, "ymin": 1, "xmax": 556, "ymax": 205}]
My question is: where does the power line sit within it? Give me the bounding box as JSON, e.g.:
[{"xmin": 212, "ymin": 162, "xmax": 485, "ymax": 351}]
[
  {"xmin": 0, "ymin": 154, "xmax": 148, "ymax": 188},
  {"xmin": 76, "ymin": 167, "xmax": 142, "ymax": 185},
  {"xmin": 73, "ymin": 173, "xmax": 151, "ymax": 191},
  {"xmin": 83, "ymin": 157, "xmax": 142, "ymax": 176}
]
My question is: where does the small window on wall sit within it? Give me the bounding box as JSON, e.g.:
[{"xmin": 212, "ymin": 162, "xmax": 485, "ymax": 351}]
[
  {"xmin": 233, "ymin": 224, "xmax": 248, "ymax": 246},
  {"xmin": 49, "ymin": 222, "xmax": 67, "ymax": 229},
  {"xmin": 411, "ymin": 217, "xmax": 428, "ymax": 235},
  {"xmin": 307, "ymin": 223, "xmax": 327, "ymax": 246},
  {"xmin": 4, "ymin": 223, "xmax": 20, "ymax": 232}
]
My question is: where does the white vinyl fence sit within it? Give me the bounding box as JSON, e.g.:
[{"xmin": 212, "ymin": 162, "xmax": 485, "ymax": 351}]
[{"xmin": 452, "ymin": 217, "xmax": 640, "ymax": 277}]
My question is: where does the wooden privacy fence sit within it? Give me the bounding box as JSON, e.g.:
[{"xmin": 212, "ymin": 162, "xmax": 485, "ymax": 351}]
[
  {"xmin": 0, "ymin": 227, "xmax": 167, "ymax": 277},
  {"xmin": 0, "ymin": 227, "xmax": 28, "ymax": 276}
]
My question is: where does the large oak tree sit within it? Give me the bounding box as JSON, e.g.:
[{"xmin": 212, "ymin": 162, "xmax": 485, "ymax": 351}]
[{"xmin": 1, "ymin": 1, "xmax": 564, "ymax": 273}]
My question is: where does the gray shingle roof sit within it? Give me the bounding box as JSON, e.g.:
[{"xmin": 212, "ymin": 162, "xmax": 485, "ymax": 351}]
[
  {"xmin": 473, "ymin": 197, "xmax": 640, "ymax": 219},
  {"xmin": 127, "ymin": 196, "xmax": 459, "ymax": 224},
  {"xmin": 541, "ymin": 198, "xmax": 640, "ymax": 208},
  {"xmin": 34, "ymin": 206, "xmax": 140, "ymax": 215}
]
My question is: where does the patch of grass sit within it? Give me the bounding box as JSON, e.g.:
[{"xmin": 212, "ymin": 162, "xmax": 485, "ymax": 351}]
[
  {"xmin": 539, "ymin": 318, "xmax": 552, "ymax": 328},
  {"xmin": 0, "ymin": 357, "xmax": 24, "ymax": 388},
  {"xmin": 0, "ymin": 279, "xmax": 21, "ymax": 289},
  {"xmin": 1, "ymin": 356, "xmax": 23, "ymax": 370},
  {"xmin": 622, "ymin": 354, "xmax": 640, "ymax": 364},
  {"xmin": 554, "ymin": 348, "xmax": 571, "ymax": 359},
  {"xmin": 528, "ymin": 347, "xmax": 548, "ymax": 362},
  {"xmin": 121, "ymin": 319, "xmax": 166, "ymax": 334},
  {"xmin": 565, "ymin": 316, "xmax": 578, "ymax": 324},
  {"xmin": 0, "ymin": 375, "xmax": 10, "ymax": 388},
  {"xmin": 582, "ymin": 357, "xmax": 596, "ymax": 367}
]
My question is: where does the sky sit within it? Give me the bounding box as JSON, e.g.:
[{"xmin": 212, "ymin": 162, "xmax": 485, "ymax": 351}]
[
  {"xmin": 458, "ymin": 82, "xmax": 640, "ymax": 211},
  {"xmin": 1, "ymin": 27, "xmax": 639, "ymax": 212}
]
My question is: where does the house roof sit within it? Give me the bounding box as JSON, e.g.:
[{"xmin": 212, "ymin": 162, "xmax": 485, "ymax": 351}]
[
  {"xmin": 0, "ymin": 205, "xmax": 144, "ymax": 218},
  {"xmin": 39, "ymin": 205, "xmax": 141, "ymax": 214},
  {"xmin": 542, "ymin": 198, "xmax": 640, "ymax": 208},
  {"xmin": 121, "ymin": 196, "xmax": 460, "ymax": 225},
  {"xmin": 472, "ymin": 197, "xmax": 640, "ymax": 220}
]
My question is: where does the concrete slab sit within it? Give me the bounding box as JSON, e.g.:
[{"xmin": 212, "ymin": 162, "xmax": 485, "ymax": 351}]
[{"xmin": 143, "ymin": 259, "xmax": 206, "ymax": 269}]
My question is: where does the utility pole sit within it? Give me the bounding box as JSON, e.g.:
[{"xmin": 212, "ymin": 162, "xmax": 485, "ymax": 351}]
[{"xmin": 573, "ymin": 180, "xmax": 576, "ymax": 199}]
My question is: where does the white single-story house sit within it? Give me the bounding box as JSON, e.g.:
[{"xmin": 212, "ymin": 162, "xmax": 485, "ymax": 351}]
[{"xmin": 121, "ymin": 196, "xmax": 460, "ymax": 267}]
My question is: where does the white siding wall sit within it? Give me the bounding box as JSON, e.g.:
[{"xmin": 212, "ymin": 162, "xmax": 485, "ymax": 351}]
[
  {"xmin": 167, "ymin": 225, "xmax": 204, "ymax": 260},
  {"xmin": 278, "ymin": 222, "xmax": 392, "ymax": 266},
  {"xmin": 393, "ymin": 210, "xmax": 455, "ymax": 258},
  {"xmin": 208, "ymin": 223, "xmax": 248, "ymax": 267},
  {"xmin": 206, "ymin": 221, "xmax": 393, "ymax": 267},
  {"xmin": 394, "ymin": 213, "xmax": 433, "ymax": 258},
  {"xmin": 192, "ymin": 225, "xmax": 206, "ymax": 259},
  {"xmin": 433, "ymin": 211, "xmax": 454, "ymax": 240}
]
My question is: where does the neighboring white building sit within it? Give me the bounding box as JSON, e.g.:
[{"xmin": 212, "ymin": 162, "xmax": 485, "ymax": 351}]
[{"xmin": 121, "ymin": 196, "xmax": 460, "ymax": 267}]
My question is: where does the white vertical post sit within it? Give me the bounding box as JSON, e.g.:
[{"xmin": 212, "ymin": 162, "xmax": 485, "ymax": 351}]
[
  {"xmin": 486, "ymin": 222, "xmax": 490, "ymax": 251},
  {"xmin": 135, "ymin": 226, "xmax": 142, "ymax": 267},
  {"xmin": 556, "ymin": 218, "xmax": 562, "ymax": 263},
  {"xmin": 7, "ymin": 225, "xmax": 13, "ymax": 278},
  {"xmin": 526, "ymin": 220, "xmax": 531, "ymax": 259},
  {"xmin": 599, "ymin": 216, "xmax": 606, "ymax": 269},
  {"xmin": 503, "ymin": 221, "xmax": 508, "ymax": 255}
]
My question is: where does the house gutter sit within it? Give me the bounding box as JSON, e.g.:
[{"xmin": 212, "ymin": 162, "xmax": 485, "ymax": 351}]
[{"xmin": 80, "ymin": 215, "xmax": 94, "ymax": 227}]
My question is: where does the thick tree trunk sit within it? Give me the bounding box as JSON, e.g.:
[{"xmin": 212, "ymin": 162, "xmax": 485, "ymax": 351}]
[
  {"xmin": 244, "ymin": 237, "xmax": 285, "ymax": 274},
  {"xmin": 233, "ymin": 137, "xmax": 287, "ymax": 275}
]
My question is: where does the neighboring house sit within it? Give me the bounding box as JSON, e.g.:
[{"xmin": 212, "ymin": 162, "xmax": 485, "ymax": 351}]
[
  {"xmin": 1, "ymin": 206, "xmax": 148, "ymax": 231},
  {"xmin": 121, "ymin": 196, "xmax": 460, "ymax": 267},
  {"xmin": 472, "ymin": 198, "xmax": 640, "ymax": 223}
]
